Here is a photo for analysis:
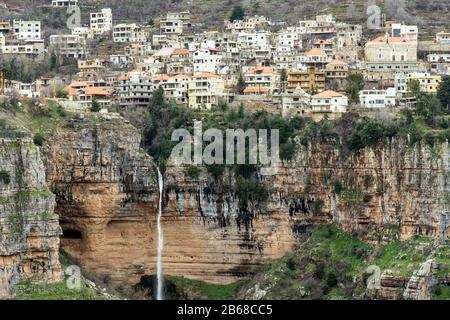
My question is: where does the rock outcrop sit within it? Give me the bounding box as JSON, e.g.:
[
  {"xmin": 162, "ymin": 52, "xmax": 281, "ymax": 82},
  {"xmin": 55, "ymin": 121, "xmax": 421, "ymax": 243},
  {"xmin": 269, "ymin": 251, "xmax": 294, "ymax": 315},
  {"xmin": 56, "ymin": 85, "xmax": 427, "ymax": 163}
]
[
  {"xmin": 44, "ymin": 114, "xmax": 448, "ymax": 287},
  {"xmin": 0, "ymin": 134, "xmax": 62, "ymax": 297}
]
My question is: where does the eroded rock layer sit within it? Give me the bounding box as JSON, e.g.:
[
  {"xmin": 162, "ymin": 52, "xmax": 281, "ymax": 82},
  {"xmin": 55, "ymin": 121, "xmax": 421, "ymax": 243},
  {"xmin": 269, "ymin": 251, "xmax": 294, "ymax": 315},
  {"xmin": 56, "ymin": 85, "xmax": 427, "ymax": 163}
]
[
  {"xmin": 45, "ymin": 114, "xmax": 448, "ymax": 286},
  {"xmin": 0, "ymin": 136, "xmax": 61, "ymax": 297}
]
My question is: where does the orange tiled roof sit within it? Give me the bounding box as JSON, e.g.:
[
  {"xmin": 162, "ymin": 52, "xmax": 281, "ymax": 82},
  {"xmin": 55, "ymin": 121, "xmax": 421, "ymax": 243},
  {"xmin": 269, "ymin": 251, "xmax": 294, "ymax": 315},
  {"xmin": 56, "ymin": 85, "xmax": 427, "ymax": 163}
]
[
  {"xmin": 82, "ymin": 87, "xmax": 111, "ymax": 96},
  {"xmin": 306, "ymin": 48, "xmax": 327, "ymax": 56},
  {"xmin": 63, "ymin": 86, "xmax": 79, "ymax": 97},
  {"xmin": 244, "ymin": 66, "xmax": 273, "ymax": 75},
  {"xmin": 244, "ymin": 87, "xmax": 270, "ymax": 93},
  {"xmin": 312, "ymin": 90, "xmax": 344, "ymax": 98},
  {"xmin": 172, "ymin": 74, "xmax": 190, "ymax": 79},
  {"xmin": 154, "ymin": 74, "xmax": 171, "ymax": 81},
  {"xmin": 328, "ymin": 59, "xmax": 347, "ymax": 65},
  {"xmin": 171, "ymin": 48, "xmax": 189, "ymax": 55},
  {"xmin": 192, "ymin": 72, "xmax": 221, "ymax": 78}
]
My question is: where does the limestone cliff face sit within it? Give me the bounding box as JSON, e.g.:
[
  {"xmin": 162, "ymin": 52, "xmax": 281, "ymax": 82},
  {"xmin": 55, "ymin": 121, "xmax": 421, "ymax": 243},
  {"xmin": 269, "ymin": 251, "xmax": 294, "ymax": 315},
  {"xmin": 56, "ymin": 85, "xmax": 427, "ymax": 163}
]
[
  {"xmin": 0, "ymin": 135, "xmax": 61, "ymax": 297},
  {"xmin": 45, "ymin": 114, "xmax": 448, "ymax": 287},
  {"xmin": 44, "ymin": 114, "xmax": 157, "ymax": 286},
  {"xmin": 262, "ymin": 139, "xmax": 448, "ymax": 243}
]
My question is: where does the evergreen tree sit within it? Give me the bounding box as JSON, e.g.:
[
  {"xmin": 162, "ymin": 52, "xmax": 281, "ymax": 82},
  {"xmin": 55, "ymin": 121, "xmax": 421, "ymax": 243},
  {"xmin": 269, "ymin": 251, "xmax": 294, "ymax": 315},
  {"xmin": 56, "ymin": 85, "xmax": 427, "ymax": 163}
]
[
  {"xmin": 345, "ymin": 73, "xmax": 364, "ymax": 104},
  {"xmin": 149, "ymin": 86, "xmax": 166, "ymax": 109},
  {"xmin": 90, "ymin": 97, "xmax": 102, "ymax": 112},
  {"xmin": 229, "ymin": 5, "xmax": 245, "ymax": 22},
  {"xmin": 437, "ymin": 76, "xmax": 450, "ymax": 113},
  {"xmin": 50, "ymin": 51, "xmax": 58, "ymax": 72},
  {"xmin": 235, "ymin": 73, "xmax": 246, "ymax": 94}
]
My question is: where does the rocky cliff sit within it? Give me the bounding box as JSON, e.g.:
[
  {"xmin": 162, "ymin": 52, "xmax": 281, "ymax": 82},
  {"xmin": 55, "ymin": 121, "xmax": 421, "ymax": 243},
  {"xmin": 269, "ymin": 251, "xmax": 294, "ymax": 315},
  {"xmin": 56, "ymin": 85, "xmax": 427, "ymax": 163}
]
[
  {"xmin": 0, "ymin": 133, "xmax": 62, "ymax": 297},
  {"xmin": 43, "ymin": 114, "xmax": 448, "ymax": 288}
]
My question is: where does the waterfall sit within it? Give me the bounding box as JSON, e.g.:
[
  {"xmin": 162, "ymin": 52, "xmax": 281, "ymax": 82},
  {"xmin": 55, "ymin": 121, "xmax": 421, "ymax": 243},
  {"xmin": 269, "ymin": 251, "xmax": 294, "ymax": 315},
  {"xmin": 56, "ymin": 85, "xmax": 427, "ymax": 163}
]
[{"xmin": 156, "ymin": 167, "xmax": 164, "ymax": 300}]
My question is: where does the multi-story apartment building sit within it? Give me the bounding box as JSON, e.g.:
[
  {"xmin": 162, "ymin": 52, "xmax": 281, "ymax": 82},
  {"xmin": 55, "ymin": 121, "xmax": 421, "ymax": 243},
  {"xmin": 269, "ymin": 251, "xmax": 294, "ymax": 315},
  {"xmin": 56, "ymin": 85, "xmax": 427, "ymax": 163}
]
[
  {"xmin": 324, "ymin": 59, "xmax": 348, "ymax": 88},
  {"xmin": 359, "ymin": 88, "xmax": 397, "ymax": 108},
  {"xmin": 310, "ymin": 90, "xmax": 348, "ymax": 120},
  {"xmin": 335, "ymin": 23, "xmax": 362, "ymax": 48},
  {"xmin": 392, "ymin": 23, "xmax": 418, "ymax": 42},
  {"xmin": 13, "ymin": 20, "xmax": 41, "ymax": 40},
  {"xmin": 237, "ymin": 31, "xmax": 271, "ymax": 49},
  {"xmin": 90, "ymin": 8, "xmax": 113, "ymax": 35},
  {"xmin": 1, "ymin": 39, "xmax": 45, "ymax": 60},
  {"xmin": 77, "ymin": 59, "xmax": 106, "ymax": 80},
  {"xmin": 188, "ymin": 73, "xmax": 225, "ymax": 109},
  {"xmin": 298, "ymin": 48, "xmax": 330, "ymax": 70},
  {"xmin": 225, "ymin": 15, "xmax": 267, "ymax": 34},
  {"xmin": 49, "ymin": 34, "xmax": 87, "ymax": 58},
  {"xmin": 428, "ymin": 53, "xmax": 450, "ymax": 75},
  {"xmin": 117, "ymin": 71, "xmax": 154, "ymax": 109},
  {"xmin": 193, "ymin": 47, "xmax": 223, "ymax": 73},
  {"xmin": 160, "ymin": 12, "xmax": 191, "ymax": 36},
  {"xmin": 113, "ymin": 23, "xmax": 139, "ymax": 43},
  {"xmin": 158, "ymin": 74, "xmax": 190, "ymax": 104},
  {"xmin": 243, "ymin": 66, "xmax": 277, "ymax": 95},
  {"xmin": 288, "ymin": 67, "xmax": 326, "ymax": 92},
  {"xmin": 395, "ymin": 72, "xmax": 442, "ymax": 96},
  {"xmin": 281, "ymin": 87, "xmax": 311, "ymax": 118}
]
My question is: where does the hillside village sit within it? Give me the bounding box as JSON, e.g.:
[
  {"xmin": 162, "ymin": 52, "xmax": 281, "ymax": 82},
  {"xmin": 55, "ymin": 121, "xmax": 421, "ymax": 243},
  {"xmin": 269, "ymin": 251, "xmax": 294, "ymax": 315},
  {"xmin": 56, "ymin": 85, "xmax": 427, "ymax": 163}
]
[{"xmin": 0, "ymin": 1, "xmax": 449, "ymax": 121}]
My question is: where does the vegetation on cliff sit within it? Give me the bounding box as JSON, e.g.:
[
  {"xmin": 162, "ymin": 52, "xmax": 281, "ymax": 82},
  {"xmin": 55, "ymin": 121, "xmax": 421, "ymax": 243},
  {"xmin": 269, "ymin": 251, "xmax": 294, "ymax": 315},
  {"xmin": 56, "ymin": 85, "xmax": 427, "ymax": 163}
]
[{"xmin": 234, "ymin": 226, "xmax": 450, "ymax": 300}]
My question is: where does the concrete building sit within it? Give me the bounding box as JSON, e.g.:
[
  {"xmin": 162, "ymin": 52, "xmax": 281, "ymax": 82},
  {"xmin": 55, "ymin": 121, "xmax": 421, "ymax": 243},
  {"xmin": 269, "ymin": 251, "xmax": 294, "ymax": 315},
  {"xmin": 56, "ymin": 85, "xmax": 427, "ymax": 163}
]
[
  {"xmin": 225, "ymin": 15, "xmax": 267, "ymax": 33},
  {"xmin": 325, "ymin": 59, "xmax": 348, "ymax": 88},
  {"xmin": 359, "ymin": 88, "xmax": 397, "ymax": 108},
  {"xmin": 299, "ymin": 48, "xmax": 330, "ymax": 70},
  {"xmin": 193, "ymin": 47, "xmax": 223, "ymax": 74},
  {"xmin": 310, "ymin": 90, "xmax": 348, "ymax": 120},
  {"xmin": 50, "ymin": 34, "xmax": 87, "ymax": 58},
  {"xmin": 395, "ymin": 72, "xmax": 442, "ymax": 96},
  {"xmin": 391, "ymin": 23, "xmax": 418, "ymax": 42},
  {"xmin": 160, "ymin": 12, "xmax": 191, "ymax": 36},
  {"xmin": 90, "ymin": 8, "xmax": 113, "ymax": 35},
  {"xmin": 113, "ymin": 23, "xmax": 139, "ymax": 43},
  {"xmin": 117, "ymin": 71, "xmax": 154, "ymax": 109},
  {"xmin": 288, "ymin": 67, "xmax": 326, "ymax": 93},
  {"xmin": 188, "ymin": 73, "xmax": 225, "ymax": 109},
  {"xmin": 13, "ymin": 20, "xmax": 41, "ymax": 40},
  {"xmin": 243, "ymin": 66, "xmax": 277, "ymax": 95},
  {"xmin": 281, "ymin": 87, "xmax": 311, "ymax": 118},
  {"xmin": 77, "ymin": 59, "xmax": 106, "ymax": 80}
]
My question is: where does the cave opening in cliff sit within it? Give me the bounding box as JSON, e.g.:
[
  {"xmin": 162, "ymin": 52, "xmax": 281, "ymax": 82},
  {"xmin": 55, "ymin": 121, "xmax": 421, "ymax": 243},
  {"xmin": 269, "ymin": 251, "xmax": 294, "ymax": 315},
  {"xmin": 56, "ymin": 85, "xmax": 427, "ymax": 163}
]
[{"xmin": 62, "ymin": 229, "xmax": 83, "ymax": 240}]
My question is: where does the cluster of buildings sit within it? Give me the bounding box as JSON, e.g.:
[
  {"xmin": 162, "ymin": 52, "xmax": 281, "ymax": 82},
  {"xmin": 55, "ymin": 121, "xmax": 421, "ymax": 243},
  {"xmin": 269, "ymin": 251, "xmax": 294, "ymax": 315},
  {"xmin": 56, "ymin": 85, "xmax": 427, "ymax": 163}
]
[{"xmin": 1, "ymin": 3, "xmax": 449, "ymax": 119}]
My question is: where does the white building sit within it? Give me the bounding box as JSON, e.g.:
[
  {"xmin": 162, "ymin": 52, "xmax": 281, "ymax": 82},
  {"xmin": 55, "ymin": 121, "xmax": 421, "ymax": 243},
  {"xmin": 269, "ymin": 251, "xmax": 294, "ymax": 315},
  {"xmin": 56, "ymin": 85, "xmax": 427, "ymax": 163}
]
[
  {"xmin": 310, "ymin": 90, "xmax": 348, "ymax": 113},
  {"xmin": 193, "ymin": 47, "xmax": 223, "ymax": 73},
  {"xmin": 13, "ymin": 20, "xmax": 41, "ymax": 40},
  {"xmin": 113, "ymin": 23, "xmax": 138, "ymax": 43},
  {"xmin": 90, "ymin": 8, "xmax": 113, "ymax": 35},
  {"xmin": 52, "ymin": 0, "xmax": 78, "ymax": 7},
  {"xmin": 359, "ymin": 88, "xmax": 397, "ymax": 108},
  {"xmin": 391, "ymin": 23, "xmax": 418, "ymax": 42},
  {"xmin": 237, "ymin": 31, "xmax": 271, "ymax": 48}
]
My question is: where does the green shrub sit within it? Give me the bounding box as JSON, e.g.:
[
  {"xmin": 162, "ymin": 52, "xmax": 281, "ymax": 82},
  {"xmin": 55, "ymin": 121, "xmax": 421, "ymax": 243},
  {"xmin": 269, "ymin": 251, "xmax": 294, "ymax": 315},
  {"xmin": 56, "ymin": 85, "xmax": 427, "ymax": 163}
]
[
  {"xmin": 185, "ymin": 166, "xmax": 201, "ymax": 179},
  {"xmin": 33, "ymin": 133, "xmax": 45, "ymax": 146},
  {"xmin": 0, "ymin": 170, "xmax": 11, "ymax": 184}
]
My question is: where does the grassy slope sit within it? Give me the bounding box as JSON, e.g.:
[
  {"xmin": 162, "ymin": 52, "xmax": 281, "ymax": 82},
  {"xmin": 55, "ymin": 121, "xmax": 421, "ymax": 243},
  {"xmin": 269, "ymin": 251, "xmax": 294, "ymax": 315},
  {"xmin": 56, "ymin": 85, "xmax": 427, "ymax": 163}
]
[{"xmin": 169, "ymin": 227, "xmax": 449, "ymax": 300}]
